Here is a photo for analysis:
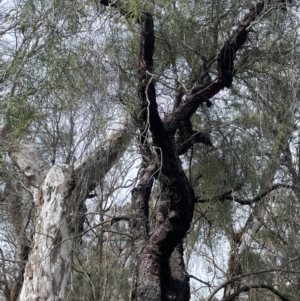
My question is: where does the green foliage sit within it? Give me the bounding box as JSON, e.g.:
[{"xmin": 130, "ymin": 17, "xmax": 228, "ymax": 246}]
[
  {"xmin": 3, "ymin": 94, "xmax": 40, "ymax": 135},
  {"xmin": 1, "ymin": 0, "xmax": 300, "ymax": 300}
]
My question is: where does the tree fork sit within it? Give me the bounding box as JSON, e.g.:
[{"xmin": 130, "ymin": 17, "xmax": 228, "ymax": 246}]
[
  {"xmin": 131, "ymin": 9, "xmax": 196, "ymax": 301},
  {"xmin": 166, "ymin": 0, "xmax": 285, "ymax": 133}
]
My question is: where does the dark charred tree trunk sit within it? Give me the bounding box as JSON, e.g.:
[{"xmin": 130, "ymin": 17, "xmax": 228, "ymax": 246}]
[
  {"xmin": 129, "ymin": 12, "xmax": 195, "ymax": 301},
  {"xmin": 165, "ymin": 244, "xmax": 190, "ymax": 301},
  {"xmin": 122, "ymin": 1, "xmax": 284, "ymax": 300},
  {"xmin": 126, "ymin": 2, "xmax": 274, "ymax": 301}
]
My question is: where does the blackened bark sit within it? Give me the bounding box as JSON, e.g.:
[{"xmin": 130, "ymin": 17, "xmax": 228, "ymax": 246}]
[
  {"xmin": 130, "ymin": 2, "xmax": 270, "ymax": 300},
  {"xmin": 10, "ymin": 243, "xmax": 30, "ymax": 301},
  {"xmin": 131, "ymin": 11, "xmax": 196, "ymax": 301},
  {"xmin": 164, "ymin": 244, "xmax": 190, "ymax": 301},
  {"xmin": 165, "ymin": 1, "xmax": 268, "ymax": 133},
  {"xmin": 97, "ymin": 1, "xmax": 291, "ymax": 301},
  {"xmin": 138, "ymin": 14, "xmax": 166, "ymax": 150},
  {"xmin": 218, "ymin": 2, "xmax": 264, "ymax": 87},
  {"xmin": 99, "ymin": 0, "xmax": 109, "ymax": 5},
  {"xmin": 176, "ymin": 119, "xmax": 213, "ymax": 155},
  {"xmin": 131, "ymin": 160, "xmax": 159, "ymax": 300}
]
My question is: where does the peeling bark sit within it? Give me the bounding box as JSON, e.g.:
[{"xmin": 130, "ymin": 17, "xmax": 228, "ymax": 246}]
[
  {"xmin": 0, "ymin": 126, "xmax": 50, "ymax": 188},
  {"xmin": 19, "ymin": 165, "xmax": 75, "ymax": 301},
  {"xmin": 0, "ymin": 117, "xmax": 132, "ymax": 300}
]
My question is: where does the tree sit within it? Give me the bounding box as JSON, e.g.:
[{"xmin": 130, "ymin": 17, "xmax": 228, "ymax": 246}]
[
  {"xmin": 0, "ymin": 0, "xmax": 299, "ymax": 300},
  {"xmin": 122, "ymin": 1, "xmax": 298, "ymax": 300}
]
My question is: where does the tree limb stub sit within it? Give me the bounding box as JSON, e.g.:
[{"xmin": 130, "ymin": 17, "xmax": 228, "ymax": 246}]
[{"xmin": 176, "ymin": 119, "xmax": 213, "ymax": 155}]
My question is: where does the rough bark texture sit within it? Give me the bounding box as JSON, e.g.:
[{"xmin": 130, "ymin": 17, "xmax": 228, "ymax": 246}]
[
  {"xmin": 166, "ymin": 244, "xmax": 190, "ymax": 301},
  {"xmin": 126, "ymin": 1, "xmax": 280, "ymax": 301},
  {"xmin": 6, "ymin": 184, "xmax": 32, "ymax": 301},
  {"xmin": 0, "ymin": 0, "xmax": 290, "ymax": 299},
  {"xmin": 127, "ymin": 2, "xmax": 284, "ymax": 301},
  {"xmin": 17, "ymin": 0, "xmax": 286, "ymax": 299},
  {"xmin": 73, "ymin": 115, "xmax": 133, "ymax": 191},
  {"xmin": 128, "ymin": 12, "xmax": 195, "ymax": 301}
]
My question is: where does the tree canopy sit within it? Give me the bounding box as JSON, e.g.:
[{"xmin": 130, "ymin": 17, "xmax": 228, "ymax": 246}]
[{"xmin": 0, "ymin": 0, "xmax": 300, "ymax": 300}]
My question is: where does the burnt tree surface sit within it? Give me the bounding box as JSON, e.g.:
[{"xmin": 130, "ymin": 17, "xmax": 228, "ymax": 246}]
[
  {"xmin": 131, "ymin": 13, "xmax": 195, "ymax": 301},
  {"xmin": 99, "ymin": 1, "xmax": 291, "ymax": 301}
]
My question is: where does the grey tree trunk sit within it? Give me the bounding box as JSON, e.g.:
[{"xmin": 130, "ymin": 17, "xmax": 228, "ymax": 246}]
[
  {"xmin": 19, "ymin": 164, "xmax": 76, "ymax": 301},
  {"xmin": 0, "ymin": 118, "xmax": 132, "ymax": 301}
]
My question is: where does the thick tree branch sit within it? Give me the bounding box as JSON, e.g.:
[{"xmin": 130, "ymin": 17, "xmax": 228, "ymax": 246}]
[
  {"xmin": 165, "ymin": 1, "xmax": 275, "ymax": 133},
  {"xmin": 131, "ymin": 9, "xmax": 196, "ymax": 301},
  {"xmin": 206, "ymin": 267, "xmax": 298, "ymax": 301},
  {"xmin": 176, "ymin": 118, "xmax": 213, "ymax": 155},
  {"xmin": 165, "ymin": 243, "xmax": 190, "ymax": 301},
  {"xmin": 222, "ymin": 283, "xmax": 291, "ymax": 301},
  {"xmin": 217, "ymin": 2, "xmax": 265, "ymax": 88},
  {"xmin": 197, "ymin": 184, "xmax": 293, "ymax": 205},
  {"xmin": 137, "ymin": 13, "xmax": 168, "ymax": 153},
  {"xmin": 0, "ymin": 115, "xmax": 133, "ymax": 190},
  {"xmin": 225, "ymin": 183, "xmax": 293, "ymax": 205},
  {"xmin": 131, "ymin": 160, "xmax": 158, "ymax": 244},
  {"xmin": 74, "ymin": 115, "xmax": 133, "ymax": 191}
]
